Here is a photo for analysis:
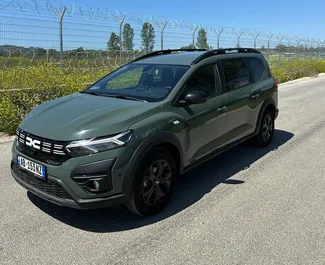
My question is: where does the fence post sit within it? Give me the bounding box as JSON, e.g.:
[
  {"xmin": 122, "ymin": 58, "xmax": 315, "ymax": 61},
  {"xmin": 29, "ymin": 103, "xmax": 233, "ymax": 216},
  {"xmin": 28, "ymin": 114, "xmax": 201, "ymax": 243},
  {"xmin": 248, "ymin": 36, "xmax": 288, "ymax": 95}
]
[
  {"xmin": 119, "ymin": 15, "xmax": 126, "ymax": 66},
  {"xmin": 295, "ymin": 38, "xmax": 300, "ymax": 60},
  {"xmin": 192, "ymin": 24, "xmax": 198, "ymax": 47},
  {"xmin": 54, "ymin": 7, "xmax": 67, "ymax": 67},
  {"xmin": 315, "ymin": 40, "xmax": 319, "ymax": 59},
  {"xmin": 276, "ymin": 35, "xmax": 284, "ymax": 64},
  {"xmin": 309, "ymin": 39, "xmax": 314, "ymax": 59},
  {"xmin": 303, "ymin": 39, "xmax": 307, "ymax": 60},
  {"xmin": 314, "ymin": 39, "xmax": 318, "ymax": 59},
  {"xmin": 212, "ymin": 26, "xmax": 224, "ymax": 49},
  {"xmin": 319, "ymin": 40, "xmax": 324, "ymax": 59},
  {"xmin": 46, "ymin": 48, "xmax": 49, "ymax": 66},
  {"xmin": 251, "ymin": 30, "xmax": 260, "ymax": 49},
  {"xmin": 316, "ymin": 39, "xmax": 321, "ymax": 59},
  {"xmin": 161, "ymin": 21, "xmax": 168, "ymax": 50},
  {"xmin": 235, "ymin": 29, "xmax": 244, "ymax": 48},
  {"xmin": 267, "ymin": 33, "xmax": 273, "ymax": 60},
  {"xmin": 286, "ymin": 36, "xmax": 293, "ymax": 60},
  {"xmin": 217, "ymin": 29, "xmax": 224, "ymax": 49}
]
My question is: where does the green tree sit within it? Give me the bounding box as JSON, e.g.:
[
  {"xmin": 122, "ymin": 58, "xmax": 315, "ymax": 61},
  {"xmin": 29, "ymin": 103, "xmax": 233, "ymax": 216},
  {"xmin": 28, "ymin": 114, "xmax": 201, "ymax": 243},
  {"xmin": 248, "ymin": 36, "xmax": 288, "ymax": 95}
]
[
  {"xmin": 123, "ymin": 23, "xmax": 134, "ymax": 51},
  {"xmin": 276, "ymin": 44, "xmax": 287, "ymax": 50},
  {"xmin": 35, "ymin": 48, "xmax": 47, "ymax": 56},
  {"xmin": 48, "ymin": 49, "xmax": 57, "ymax": 56},
  {"xmin": 141, "ymin": 22, "xmax": 155, "ymax": 53},
  {"xmin": 196, "ymin": 28, "xmax": 208, "ymax": 49},
  {"xmin": 180, "ymin": 44, "xmax": 196, "ymax": 49},
  {"xmin": 68, "ymin": 47, "xmax": 84, "ymax": 58},
  {"xmin": 107, "ymin": 32, "xmax": 120, "ymax": 51}
]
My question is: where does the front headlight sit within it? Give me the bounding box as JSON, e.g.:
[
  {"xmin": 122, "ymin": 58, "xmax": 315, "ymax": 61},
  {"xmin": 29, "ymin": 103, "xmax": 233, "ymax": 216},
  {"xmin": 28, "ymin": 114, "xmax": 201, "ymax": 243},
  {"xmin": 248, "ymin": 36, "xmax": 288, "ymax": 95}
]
[{"xmin": 65, "ymin": 130, "xmax": 133, "ymax": 157}]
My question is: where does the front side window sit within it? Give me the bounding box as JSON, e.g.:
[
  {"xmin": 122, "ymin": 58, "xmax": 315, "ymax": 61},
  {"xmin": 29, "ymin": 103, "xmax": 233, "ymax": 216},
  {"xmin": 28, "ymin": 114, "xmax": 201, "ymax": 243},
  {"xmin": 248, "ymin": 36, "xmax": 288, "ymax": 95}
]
[
  {"xmin": 182, "ymin": 64, "xmax": 216, "ymax": 97},
  {"xmin": 86, "ymin": 64, "xmax": 190, "ymax": 102},
  {"xmin": 221, "ymin": 59, "xmax": 250, "ymax": 91}
]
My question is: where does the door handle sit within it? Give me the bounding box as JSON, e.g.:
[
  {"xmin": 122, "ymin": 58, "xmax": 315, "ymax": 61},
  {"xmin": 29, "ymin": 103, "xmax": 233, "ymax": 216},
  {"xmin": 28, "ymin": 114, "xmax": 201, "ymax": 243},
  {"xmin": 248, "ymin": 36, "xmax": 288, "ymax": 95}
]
[
  {"xmin": 217, "ymin": 106, "xmax": 227, "ymax": 112},
  {"xmin": 251, "ymin": 93, "xmax": 260, "ymax": 100}
]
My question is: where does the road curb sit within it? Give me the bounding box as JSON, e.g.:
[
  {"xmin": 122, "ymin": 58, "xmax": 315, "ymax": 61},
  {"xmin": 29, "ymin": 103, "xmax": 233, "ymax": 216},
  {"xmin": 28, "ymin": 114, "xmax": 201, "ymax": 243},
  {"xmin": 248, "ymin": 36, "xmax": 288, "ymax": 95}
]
[
  {"xmin": 0, "ymin": 134, "xmax": 15, "ymax": 144},
  {"xmin": 279, "ymin": 73, "xmax": 325, "ymax": 86}
]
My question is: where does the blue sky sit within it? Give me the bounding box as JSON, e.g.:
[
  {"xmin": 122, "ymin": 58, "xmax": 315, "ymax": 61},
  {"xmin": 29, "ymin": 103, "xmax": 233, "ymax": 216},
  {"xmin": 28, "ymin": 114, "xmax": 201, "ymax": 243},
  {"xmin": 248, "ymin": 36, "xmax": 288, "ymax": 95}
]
[
  {"xmin": 70, "ymin": 0, "xmax": 325, "ymax": 38},
  {"xmin": 1, "ymin": 0, "xmax": 324, "ymax": 51}
]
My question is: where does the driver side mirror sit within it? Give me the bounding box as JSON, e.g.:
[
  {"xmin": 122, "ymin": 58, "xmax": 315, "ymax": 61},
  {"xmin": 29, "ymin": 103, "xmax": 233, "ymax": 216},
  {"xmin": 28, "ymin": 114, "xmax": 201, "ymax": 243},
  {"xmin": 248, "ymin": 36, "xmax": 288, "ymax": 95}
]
[{"xmin": 179, "ymin": 91, "xmax": 209, "ymax": 105}]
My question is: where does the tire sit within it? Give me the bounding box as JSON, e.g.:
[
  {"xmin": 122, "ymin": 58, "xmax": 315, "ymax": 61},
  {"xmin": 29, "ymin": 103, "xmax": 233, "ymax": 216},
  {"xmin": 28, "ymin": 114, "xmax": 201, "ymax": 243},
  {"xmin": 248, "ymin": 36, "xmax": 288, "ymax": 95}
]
[
  {"xmin": 254, "ymin": 109, "xmax": 275, "ymax": 147},
  {"xmin": 125, "ymin": 147, "xmax": 177, "ymax": 216}
]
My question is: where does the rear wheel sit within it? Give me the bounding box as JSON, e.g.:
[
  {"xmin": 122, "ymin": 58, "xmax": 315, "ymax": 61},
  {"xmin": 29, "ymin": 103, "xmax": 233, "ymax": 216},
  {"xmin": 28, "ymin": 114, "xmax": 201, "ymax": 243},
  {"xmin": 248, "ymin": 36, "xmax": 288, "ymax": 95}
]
[
  {"xmin": 254, "ymin": 109, "xmax": 275, "ymax": 147},
  {"xmin": 125, "ymin": 147, "xmax": 176, "ymax": 216}
]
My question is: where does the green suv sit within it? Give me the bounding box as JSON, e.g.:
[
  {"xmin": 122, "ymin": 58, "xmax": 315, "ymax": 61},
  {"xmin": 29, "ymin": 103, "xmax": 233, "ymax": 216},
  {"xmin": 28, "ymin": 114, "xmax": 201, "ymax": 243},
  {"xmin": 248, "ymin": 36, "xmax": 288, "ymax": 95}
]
[{"xmin": 11, "ymin": 48, "xmax": 279, "ymax": 216}]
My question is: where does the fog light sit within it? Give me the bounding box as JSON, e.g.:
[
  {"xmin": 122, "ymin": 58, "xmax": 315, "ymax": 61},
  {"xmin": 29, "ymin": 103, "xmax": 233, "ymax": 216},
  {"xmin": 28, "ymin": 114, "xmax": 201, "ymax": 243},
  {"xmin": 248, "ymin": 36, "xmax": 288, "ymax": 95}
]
[
  {"xmin": 93, "ymin": 180, "xmax": 100, "ymax": 190},
  {"xmin": 78, "ymin": 178, "xmax": 109, "ymax": 193}
]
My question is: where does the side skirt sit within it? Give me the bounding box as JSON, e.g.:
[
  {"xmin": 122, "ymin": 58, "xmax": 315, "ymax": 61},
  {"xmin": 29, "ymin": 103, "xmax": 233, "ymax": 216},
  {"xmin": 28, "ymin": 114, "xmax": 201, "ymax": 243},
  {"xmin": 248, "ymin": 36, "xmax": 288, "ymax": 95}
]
[{"xmin": 181, "ymin": 131, "xmax": 258, "ymax": 175}]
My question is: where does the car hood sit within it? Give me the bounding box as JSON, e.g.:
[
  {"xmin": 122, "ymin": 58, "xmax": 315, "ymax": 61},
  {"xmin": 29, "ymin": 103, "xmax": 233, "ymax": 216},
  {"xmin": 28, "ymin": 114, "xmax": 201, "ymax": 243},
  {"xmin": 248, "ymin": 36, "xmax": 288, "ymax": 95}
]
[{"xmin": 20, "ymin": 93, "xmax": 161, "ymax": 141}]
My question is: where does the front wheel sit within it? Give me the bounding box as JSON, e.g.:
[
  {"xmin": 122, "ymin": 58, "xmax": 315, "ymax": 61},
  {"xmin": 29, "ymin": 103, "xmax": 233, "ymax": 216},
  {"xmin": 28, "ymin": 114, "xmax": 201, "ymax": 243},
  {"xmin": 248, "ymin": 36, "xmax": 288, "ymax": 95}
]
[
  {"xmin": 125, "ymin": 147, "xmax": 177, "ymax": 216},
  {"xmin": 254, "ymin": 110, "xmax": 275, "ymax": 147}
]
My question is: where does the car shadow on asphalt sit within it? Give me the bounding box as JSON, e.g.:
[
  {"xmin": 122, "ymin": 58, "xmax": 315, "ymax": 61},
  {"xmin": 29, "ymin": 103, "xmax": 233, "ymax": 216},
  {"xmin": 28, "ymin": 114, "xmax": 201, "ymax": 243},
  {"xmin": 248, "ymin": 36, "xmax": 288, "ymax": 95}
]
[{"xmin": 28, "ymin": 129, "xmax": 294, "ymax": 232}]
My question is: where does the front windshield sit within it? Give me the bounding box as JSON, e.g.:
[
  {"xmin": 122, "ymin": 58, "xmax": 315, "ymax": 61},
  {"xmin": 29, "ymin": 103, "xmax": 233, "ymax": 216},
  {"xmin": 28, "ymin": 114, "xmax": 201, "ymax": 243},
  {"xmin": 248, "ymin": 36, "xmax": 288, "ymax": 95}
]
[{"xmin": 85, "ymin": 63, "xmax": 190, "ymax": 102}]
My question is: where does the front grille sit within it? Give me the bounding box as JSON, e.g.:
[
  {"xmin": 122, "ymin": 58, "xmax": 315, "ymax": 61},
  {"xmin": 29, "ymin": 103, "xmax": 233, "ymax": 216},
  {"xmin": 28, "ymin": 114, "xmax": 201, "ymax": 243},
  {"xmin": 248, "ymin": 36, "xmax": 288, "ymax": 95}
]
[
  {"xmin": 13, "ymin": 164, "xmax": 72, "ymax": 200},
  {"xmin": 16, "ymin": 128, "xmax": 70, "ymax": 165}
]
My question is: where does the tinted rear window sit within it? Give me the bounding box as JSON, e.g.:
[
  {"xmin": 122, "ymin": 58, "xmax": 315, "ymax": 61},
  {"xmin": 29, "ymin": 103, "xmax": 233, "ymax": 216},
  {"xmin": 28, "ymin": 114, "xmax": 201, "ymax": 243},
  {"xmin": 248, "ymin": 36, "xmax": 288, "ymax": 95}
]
[
  {"xmin": 245, "ymin": 57, "xmax": 267, "ymax": 82},
  {"xmin": 221, "ymin": 59, "xmax": 250, "ymax": 91}
]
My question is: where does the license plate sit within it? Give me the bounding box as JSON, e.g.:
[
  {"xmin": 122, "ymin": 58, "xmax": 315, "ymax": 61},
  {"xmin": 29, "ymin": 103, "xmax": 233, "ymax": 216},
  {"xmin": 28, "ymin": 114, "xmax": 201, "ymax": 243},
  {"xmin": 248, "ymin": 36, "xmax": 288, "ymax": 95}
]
[{"xmin": 17, "ymin": 155, "xmax": 46, "ymax": 179}]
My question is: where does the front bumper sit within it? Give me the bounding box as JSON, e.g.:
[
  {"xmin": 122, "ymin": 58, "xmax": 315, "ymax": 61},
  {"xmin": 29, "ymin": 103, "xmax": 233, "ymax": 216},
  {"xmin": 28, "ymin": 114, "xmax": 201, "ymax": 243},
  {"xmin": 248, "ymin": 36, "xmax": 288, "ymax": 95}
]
[
  {"xmin": 10, "ymin": 138, "xmax": 135, "ymax": 209},
  {"xmin": 11, "ymin": 161, "xmax": 128, "ymax": 209}
]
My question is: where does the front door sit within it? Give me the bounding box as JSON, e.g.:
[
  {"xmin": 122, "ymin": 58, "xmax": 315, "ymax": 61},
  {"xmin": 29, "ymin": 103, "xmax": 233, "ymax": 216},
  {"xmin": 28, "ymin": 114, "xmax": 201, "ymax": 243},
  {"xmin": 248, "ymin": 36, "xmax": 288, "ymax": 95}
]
[{"xmin": 176, "ymin": 63, "xmax": 229, "ymax": 164}]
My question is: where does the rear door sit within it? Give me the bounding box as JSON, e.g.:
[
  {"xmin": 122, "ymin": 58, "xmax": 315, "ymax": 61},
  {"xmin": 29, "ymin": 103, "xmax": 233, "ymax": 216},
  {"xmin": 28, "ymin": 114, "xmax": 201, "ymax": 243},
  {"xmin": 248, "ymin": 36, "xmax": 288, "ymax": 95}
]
[
  {"xmin": 217, "ymin": 57, "xmax": 255, "ymax": 143},
  {"xmin": 243, "ymin": 56, "xmax": 275, "ymax": 128}
]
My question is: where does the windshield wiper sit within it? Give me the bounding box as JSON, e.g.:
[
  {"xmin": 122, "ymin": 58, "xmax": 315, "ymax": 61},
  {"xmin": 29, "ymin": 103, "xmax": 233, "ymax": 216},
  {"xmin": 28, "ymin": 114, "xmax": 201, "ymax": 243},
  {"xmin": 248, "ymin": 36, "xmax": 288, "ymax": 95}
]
[
  {"xmin": 102, "ymin": 94, "xmax": 147, "ymax": 102},
  {"xmin": 82, "ymin": 91, "xmax": 147, "ymax": 102},
  {"xmin": 81, "ymin": 90, "xmax": 100, "ymax": 96}
]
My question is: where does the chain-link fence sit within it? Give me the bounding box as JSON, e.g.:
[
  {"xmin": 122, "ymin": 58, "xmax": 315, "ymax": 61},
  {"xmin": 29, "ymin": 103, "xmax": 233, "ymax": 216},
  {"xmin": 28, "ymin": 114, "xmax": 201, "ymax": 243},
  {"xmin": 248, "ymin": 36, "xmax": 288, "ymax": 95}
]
[{"xmin": 0, "ymin": 0, "xmax": 324, "ymax": 70}]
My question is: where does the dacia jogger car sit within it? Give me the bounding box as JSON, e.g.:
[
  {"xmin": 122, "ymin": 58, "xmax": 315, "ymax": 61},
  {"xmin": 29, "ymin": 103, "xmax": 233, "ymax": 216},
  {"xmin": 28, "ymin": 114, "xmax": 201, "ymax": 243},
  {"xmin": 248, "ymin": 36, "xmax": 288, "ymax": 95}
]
[{"xmin": 11, "ymin": 48, "xmax": 279, "ymax": 216}]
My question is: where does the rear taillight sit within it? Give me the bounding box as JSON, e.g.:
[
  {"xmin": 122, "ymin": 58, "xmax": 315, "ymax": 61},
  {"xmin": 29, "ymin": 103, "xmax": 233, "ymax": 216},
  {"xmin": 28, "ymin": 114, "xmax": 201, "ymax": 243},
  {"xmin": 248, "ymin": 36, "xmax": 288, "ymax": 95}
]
[{"xmin": 273, "ymin": 77, "xmax": 278, "ymax": 89}]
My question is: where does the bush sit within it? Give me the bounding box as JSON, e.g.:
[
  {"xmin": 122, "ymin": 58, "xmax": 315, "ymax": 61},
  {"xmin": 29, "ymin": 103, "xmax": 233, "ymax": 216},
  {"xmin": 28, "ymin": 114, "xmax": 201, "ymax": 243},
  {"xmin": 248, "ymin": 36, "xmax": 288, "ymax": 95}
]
[
  {"xmin": 271, "ymin": 59, "xmax": 325, "ymax": 83},
  {"xmin": 0, "ymin": 65, "xmax": 111, "ymax": 135},
  {"xmin": 1, "ymin": 59, "xmax": 325, "ymax": 135},
  {"xmin": 0, "ymin": 87, "xmax": 73, "ymax": 134},
  {"xmin": 0, "ymin": 64, "xmax": 110, "ymax": 90}
]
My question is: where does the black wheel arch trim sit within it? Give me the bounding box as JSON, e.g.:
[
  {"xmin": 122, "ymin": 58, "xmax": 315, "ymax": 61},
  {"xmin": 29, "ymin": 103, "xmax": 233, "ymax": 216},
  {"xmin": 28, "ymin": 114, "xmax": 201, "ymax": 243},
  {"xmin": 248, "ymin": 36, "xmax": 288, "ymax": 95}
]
[
  {"xmin": 256, "ymin": 97, "xmax": 277, "ymax": 133},
  {"xmin": 122, "ymin": 132, "xmax": 184, "ymax": 196}
]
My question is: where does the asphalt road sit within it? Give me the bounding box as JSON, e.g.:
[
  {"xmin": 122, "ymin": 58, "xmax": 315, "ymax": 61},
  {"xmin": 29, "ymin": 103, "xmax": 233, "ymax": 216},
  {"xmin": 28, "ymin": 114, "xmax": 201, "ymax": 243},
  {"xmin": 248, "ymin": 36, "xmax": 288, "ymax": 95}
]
[{"xmin": 2, "ymin": 75, "xmax": 325, "ymax": 265}]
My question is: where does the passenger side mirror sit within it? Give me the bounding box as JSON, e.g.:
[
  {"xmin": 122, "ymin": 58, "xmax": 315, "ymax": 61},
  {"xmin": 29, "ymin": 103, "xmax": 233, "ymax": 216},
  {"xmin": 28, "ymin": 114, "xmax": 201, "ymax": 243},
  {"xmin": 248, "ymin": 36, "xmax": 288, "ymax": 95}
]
[{"xmin": 180, "ymin": 91, "xmax": 209, "ymax": 105}]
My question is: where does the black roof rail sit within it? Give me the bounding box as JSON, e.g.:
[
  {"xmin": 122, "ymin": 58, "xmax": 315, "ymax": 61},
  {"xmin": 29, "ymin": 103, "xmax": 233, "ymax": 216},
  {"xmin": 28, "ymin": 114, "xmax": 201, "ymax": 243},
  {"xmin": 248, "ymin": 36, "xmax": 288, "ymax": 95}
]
[
  {"xmin": 191, "ymin": 48, "xmax": 262, "ymax": 65},
  {"xmin": 129, "ymin": 48, "xmax": 208, "ymax": 63}
]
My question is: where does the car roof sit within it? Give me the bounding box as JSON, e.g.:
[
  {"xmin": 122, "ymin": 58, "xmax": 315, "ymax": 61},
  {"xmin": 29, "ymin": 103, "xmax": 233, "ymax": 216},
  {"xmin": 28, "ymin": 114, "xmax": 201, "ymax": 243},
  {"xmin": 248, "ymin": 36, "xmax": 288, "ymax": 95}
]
[
  {"xmin": 129, "ymin": 48, "xmax": 264, "ymax": 66},
  {"xmin": 130, "ymin": 51, "xmax": 206, "ymax": 66}
]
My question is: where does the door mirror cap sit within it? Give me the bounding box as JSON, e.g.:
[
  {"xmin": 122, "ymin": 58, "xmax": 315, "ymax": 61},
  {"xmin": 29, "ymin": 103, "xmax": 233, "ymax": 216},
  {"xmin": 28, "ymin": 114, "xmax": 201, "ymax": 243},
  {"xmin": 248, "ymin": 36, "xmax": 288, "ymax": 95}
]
[{"xmin": 180, "ymin": 91, "xmax": 209, "ymax": 105}]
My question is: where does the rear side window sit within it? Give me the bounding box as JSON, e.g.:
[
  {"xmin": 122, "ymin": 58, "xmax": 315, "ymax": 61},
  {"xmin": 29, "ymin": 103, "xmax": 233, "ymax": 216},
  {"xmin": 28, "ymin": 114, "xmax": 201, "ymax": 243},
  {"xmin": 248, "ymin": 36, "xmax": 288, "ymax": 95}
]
[
  {"xmin": 245, "ymin": 57, "xmax": 267, "ymax": 82},
  {"xmin": 220, "ymin": 59, "xmax": 250, "ymax": 91}
]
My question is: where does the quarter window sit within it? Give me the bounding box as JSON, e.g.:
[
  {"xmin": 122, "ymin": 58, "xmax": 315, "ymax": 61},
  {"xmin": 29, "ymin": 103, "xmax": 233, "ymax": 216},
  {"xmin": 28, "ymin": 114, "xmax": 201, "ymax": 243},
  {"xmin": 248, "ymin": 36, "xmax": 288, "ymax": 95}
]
[
  {"xmin": 245, "ymin": 57, "xmax": 267, "ymax": 82},
  {"xmin": 221, "ymin": 59, "xmax": 250, "ymax": 91}
]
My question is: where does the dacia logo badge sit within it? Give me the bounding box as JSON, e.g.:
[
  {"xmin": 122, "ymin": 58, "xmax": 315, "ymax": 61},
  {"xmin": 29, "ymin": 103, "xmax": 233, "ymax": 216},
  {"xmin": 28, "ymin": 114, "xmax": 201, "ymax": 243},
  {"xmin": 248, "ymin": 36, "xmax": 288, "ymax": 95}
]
[{"xmin": 25, "ymin": 136, "xmax": 41, "ymax": 150}]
